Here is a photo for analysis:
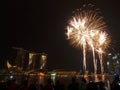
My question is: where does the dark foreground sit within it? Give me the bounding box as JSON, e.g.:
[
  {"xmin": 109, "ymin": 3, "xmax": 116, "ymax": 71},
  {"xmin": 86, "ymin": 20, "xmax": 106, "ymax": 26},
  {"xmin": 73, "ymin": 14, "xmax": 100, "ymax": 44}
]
[{"xmin": 0, "ymin": 74, "xmax": 120, "ymax": 90}]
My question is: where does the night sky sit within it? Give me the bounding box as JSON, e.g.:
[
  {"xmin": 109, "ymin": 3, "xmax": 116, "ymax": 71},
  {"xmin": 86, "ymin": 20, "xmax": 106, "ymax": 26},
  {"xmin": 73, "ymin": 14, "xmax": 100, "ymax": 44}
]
[{"xmin": 2, "ymin": 0, "xmax": 120, "ymax": 71}]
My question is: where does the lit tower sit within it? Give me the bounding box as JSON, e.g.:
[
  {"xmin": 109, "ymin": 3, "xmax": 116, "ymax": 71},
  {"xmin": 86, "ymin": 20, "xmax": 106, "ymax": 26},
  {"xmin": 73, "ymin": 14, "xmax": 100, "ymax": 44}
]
[
  {"xmin": 40, "ymin": 52, "xmax": 47, "ymax": 71},
  {"xmin": 28, "ymin": 52, "xmax": 36, "ymax": 71},
  {"xmin": 13, "ymin": 47, "xmax": 29, "ymax": 71}
]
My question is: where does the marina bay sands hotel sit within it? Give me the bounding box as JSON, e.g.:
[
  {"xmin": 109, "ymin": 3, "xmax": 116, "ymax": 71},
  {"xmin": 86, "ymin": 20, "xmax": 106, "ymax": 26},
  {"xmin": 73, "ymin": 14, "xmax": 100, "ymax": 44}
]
[{"xmin": 7, "ymin": 47, "xmax": 47, "ymax": 73}]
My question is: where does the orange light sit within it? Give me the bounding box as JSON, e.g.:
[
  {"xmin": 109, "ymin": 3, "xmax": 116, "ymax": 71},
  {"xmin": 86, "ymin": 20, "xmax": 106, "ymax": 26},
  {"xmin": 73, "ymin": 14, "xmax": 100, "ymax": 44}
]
[{"xmin": 38, "ymin": 73, "xmax": 45, "ymax": 77}]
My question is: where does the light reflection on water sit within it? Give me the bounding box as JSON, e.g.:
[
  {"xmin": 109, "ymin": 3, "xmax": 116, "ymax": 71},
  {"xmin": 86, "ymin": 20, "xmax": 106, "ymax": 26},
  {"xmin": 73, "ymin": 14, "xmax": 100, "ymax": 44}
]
[
  {"xmin": 36, "ymin": 74, "xmax": 114, "ymax": 90},
  {"xmin": 0, "ymin": 73, "xmax": 115, "ymax": 90}
]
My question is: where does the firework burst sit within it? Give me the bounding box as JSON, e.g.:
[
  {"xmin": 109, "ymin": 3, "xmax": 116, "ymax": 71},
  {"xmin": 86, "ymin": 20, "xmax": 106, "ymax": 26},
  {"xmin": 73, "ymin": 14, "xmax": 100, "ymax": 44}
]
[{"xmin": 66, "ymin": 4, "xmax": 110, "ymax": 73}]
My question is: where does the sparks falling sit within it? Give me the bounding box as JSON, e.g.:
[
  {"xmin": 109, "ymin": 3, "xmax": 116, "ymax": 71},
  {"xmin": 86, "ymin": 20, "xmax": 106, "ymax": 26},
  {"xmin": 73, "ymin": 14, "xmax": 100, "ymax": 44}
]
[
  {"xmin": 96, "ymin": 31, "xmax": 110, "ymax": 74},
  {"xmin": 66, "ymin": 4, "xmax": 110, "ymax": 74}
]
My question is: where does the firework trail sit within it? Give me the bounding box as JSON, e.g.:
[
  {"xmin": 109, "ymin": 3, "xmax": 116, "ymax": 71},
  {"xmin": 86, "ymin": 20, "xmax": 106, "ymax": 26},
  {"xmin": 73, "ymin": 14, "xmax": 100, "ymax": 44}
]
[
  {"xmin": 96, "ymin": 31, "xmax": 110, "ymax": 74},
  {"xmin": 66, "ymin": 4, "xmax": 109, "ymax": 74}
]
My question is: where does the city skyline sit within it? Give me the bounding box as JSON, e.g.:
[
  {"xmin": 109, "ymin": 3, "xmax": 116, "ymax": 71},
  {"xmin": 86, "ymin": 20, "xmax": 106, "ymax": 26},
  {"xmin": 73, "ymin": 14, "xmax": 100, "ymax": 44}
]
[{"xmin": 2, "ymin": 0, "xmax": 120, "ymax": 71}]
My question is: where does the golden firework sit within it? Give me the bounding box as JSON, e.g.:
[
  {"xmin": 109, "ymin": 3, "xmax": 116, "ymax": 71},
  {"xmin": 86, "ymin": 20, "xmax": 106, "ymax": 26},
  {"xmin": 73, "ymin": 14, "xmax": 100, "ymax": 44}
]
[{"xmin": 66, "ymin": 4, "xmax": 110, "ymax": 73}]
